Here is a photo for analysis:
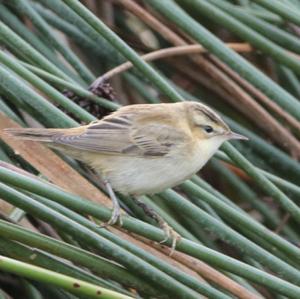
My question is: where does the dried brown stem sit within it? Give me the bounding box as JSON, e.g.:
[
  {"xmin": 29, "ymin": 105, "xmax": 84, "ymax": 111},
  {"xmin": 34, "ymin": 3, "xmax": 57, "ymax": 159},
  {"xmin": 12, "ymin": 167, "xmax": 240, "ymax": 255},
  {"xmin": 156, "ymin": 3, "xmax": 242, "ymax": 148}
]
[
  {"xmin": 100, "ymin": 1, "xmax": 114, "ymax": 27},
  {"xmin": 91, "ymin": 43, "xmax": 252, "ymax": 87},
  {"xmin": 0, "ymin": 210, "xmax": 38, "ymax": 233},
  {"xmin": 274, "ymin": 213, "xmax": 290, "ymax": 234},
  {"xmin": 0, "ymin": 114, "xmax": 109, "ymax": 206},
  {"xmin": 288, "ymin": 23, "xmax": 300, "ymax": 38},
  {"xmin": 112, "ymin": 0, "xmax": 188, "ymax": 45},
  {"xmin": 0, "ymin": 199, "xmax": 13, "ymax": 215},
  {"xmin": 136, "ymin": 236, "xmax": 261, "ymax": 299},
  {"xmin": 115, "ymin": 229, "xmax": 203, "ymax": 280},
  {"xmin": 210, "ymin": 55, "xmax": 300, "ymax": 134}
]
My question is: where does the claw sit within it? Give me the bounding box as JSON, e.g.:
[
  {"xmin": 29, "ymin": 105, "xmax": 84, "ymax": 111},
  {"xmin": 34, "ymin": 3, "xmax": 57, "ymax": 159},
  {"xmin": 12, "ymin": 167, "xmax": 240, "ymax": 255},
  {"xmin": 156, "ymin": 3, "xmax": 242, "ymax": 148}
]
[
  {"xmin": 159, "ymin": 223, "xmax": 181, "ymax": 255},
  {"xmin": 159, "ymin": 221, "xmax": 171, "ymax": 244},
  {"xmin": 132, "ymin": 196, "xmax": 181, "ymax": 255},
  {"xmin": 99, "ymin": 212, "xmax": 123, "ymax": 228}
]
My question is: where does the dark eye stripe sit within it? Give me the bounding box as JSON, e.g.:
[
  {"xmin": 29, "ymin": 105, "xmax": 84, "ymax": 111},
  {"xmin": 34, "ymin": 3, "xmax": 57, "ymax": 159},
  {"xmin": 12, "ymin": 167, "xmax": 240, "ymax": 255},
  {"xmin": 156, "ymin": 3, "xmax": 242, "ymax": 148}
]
[
  {"xmin": 194, "ymin": 105, "xmax": 224, "ymax": 126},
  {"xmin": 199, "ymin": 109, "xmax": 218, "ymax": 123}
]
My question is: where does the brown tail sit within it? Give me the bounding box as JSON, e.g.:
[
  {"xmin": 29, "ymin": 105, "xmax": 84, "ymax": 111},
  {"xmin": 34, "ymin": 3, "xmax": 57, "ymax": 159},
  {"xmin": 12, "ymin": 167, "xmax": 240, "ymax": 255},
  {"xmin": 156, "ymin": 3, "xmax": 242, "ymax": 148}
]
[{"xmin": 3, "ymin": 128, "xmax": 63, "ymax": 143}]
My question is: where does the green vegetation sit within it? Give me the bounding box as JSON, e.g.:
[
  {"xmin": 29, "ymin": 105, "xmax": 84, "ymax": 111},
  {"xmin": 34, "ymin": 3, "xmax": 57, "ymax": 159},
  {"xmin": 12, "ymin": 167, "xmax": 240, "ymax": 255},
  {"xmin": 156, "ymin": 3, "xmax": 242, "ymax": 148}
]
[{"xmin": 0, "ymin": 0, "xmax": 299, "ymax": 298}]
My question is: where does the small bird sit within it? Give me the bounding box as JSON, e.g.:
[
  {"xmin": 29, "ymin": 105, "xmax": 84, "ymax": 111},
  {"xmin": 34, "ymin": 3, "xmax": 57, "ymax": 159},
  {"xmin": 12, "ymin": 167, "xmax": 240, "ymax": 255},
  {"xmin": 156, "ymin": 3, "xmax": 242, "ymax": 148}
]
[{"xmin": 5, "ymin": 101, "xmax": 247, "ymax": 249}]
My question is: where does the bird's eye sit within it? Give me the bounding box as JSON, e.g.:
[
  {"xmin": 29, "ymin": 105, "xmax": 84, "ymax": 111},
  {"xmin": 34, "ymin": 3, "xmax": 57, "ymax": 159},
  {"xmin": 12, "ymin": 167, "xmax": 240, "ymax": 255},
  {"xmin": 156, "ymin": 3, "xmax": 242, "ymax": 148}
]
[{"xmin": 203, "ymin": 125, "xmax": 214, "ymax": 133}]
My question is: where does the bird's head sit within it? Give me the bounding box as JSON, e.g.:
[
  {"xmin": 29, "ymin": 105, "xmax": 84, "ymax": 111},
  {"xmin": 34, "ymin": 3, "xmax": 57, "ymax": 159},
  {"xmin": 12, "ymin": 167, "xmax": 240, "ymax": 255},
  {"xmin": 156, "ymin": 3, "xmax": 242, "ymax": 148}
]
[{"xmin": 185, "ymin": 101, "xmax": 248, "ymax": 148}]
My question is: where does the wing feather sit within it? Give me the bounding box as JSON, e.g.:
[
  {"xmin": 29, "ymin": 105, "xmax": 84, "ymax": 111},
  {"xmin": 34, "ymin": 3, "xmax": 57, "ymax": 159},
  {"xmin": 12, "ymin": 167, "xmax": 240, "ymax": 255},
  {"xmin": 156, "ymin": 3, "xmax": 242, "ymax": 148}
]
[{"xmin": 53, "ymin": 112, "xmax": 188, "ymax": 157}]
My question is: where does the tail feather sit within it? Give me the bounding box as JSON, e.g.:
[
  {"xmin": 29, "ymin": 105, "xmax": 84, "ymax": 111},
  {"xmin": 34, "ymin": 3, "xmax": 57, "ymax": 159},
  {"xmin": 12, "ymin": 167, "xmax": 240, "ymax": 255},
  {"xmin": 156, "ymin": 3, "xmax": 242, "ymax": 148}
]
[{"xmin": 3, "ymin": 128, "xmax": 61, "ymax": 142}]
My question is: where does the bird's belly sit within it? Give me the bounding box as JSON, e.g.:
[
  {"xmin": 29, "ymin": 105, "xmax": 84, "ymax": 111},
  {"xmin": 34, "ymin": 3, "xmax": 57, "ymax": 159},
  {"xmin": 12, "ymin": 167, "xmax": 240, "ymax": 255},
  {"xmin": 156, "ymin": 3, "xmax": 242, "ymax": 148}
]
[{"xmin": 93, "ymin": 150, "xmax": 207, "ymax": 195}]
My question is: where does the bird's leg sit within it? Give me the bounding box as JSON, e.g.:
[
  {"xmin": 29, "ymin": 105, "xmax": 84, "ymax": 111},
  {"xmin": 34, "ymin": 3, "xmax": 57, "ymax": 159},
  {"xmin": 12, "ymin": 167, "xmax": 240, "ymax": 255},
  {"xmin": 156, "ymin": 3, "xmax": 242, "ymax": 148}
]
[
  {"xmin": 100, "ymin": 180, "xmax": 123, "ymax": 227},
  {"xmin": 133, "ymin": 196, "xmax": 181, "ymax": 253}
]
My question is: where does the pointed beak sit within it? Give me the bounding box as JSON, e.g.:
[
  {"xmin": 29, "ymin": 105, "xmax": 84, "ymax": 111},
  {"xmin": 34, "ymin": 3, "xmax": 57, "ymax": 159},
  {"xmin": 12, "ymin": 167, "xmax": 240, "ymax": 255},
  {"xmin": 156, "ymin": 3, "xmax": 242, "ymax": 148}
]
[{"xmin": 227, "ymin": 132, "xmax": 248, "ymax": 141}]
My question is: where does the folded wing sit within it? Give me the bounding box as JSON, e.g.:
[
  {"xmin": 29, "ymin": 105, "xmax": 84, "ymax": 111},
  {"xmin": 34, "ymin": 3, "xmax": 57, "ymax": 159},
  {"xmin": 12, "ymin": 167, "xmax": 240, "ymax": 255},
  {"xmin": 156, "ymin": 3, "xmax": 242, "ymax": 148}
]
[{"xmin": 52, "ymin": 114, "xmax": 187, "ymax": 157}]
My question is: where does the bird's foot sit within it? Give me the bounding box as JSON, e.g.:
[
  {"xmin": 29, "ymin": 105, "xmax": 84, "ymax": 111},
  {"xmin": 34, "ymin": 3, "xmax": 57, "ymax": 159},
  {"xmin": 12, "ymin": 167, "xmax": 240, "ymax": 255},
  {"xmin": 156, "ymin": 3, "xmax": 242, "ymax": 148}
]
[
  {"xmin": 99, "ymin": 210, "xmax": 123, "ymax": 228},
  {"xmin": 158, "ymin": 219, "xmax": 181, "ymax": 256},
  {"xmin": 100, "ymin": 179, "xmax": 123, "ymax": 228},
  {"xmin": 133, "ymin": 196, "xmax": 181, "ymax": 255}
]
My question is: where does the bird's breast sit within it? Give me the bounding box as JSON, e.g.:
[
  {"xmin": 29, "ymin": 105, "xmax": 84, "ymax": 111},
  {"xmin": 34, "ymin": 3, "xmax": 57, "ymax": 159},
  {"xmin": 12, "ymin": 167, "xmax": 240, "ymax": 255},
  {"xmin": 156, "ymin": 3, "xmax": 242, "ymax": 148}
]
[{"xmin": 91, "ymin": 142, "xmax": 212, "ymax": 195}]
